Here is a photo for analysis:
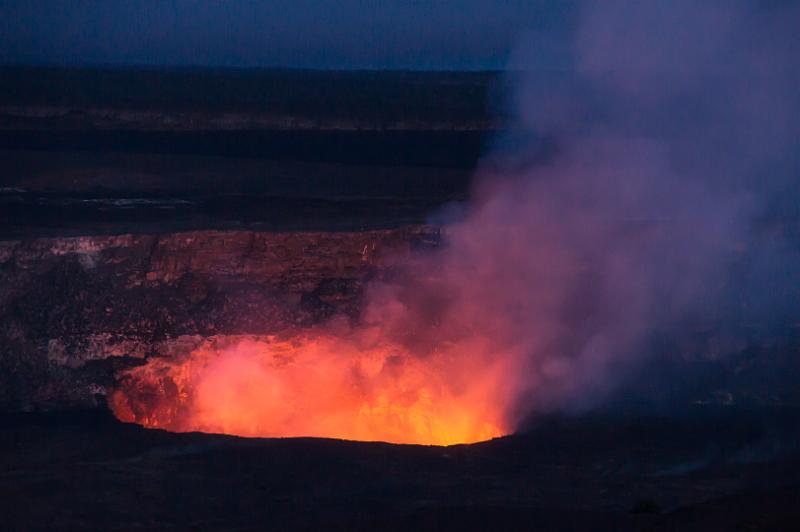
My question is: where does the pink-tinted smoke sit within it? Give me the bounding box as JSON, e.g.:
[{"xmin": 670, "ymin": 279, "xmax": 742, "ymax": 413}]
[
  {"xmin": 113, "ymin": 1, "xmax": 799, "ymax": 441},
  {"xmin": 362, "ymin": 0, "xmax": 800, "ymax": 425}
]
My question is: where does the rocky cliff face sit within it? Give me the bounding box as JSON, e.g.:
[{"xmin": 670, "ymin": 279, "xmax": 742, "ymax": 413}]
[
  {"xmin": 0, "ymin": 226, "xmax": 439, "ymax": 411},
  {"xmin": 0, "ymin": 105, "xmax": 496, "ymax": 132},
  {"xmin": 0, "ymin": 67, "xmax": 499, "ymax": 133},
  {"xmin": 2, "ymin": 223, "xmax": 797, "ymax": 414}
]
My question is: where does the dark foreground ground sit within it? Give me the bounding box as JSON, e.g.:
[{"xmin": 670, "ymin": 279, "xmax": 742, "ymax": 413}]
[{"xmin": 2, "ymin": 407, "xmax": 799, "ymax": 531}]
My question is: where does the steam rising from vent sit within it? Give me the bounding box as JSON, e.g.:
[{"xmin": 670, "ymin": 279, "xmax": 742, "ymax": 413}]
[
  {"xmin": 364, "ymin": 0, "xmax": 799, "ymax": 419},
  {"xmin": 112, "ymin": 0, "xmax": 800, "ymax": 443}
]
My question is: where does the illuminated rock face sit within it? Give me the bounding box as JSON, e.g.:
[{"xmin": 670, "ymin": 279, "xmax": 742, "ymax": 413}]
[
  {"xmin": 3, "ymin": 223, "xmax": 798, "ymax": 431},
  {"xmin": 0, "ymin": 226, "xmax": 438, "ymax": 411}
]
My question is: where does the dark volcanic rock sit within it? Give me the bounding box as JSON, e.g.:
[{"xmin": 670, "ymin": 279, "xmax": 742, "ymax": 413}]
[
  {"xmin": 0, "ymin": 67, "xmax": 499, "ymax": 132},
  {"xmin": 0, "ymin": 226, "xmax": 439, "ymax": 411}
]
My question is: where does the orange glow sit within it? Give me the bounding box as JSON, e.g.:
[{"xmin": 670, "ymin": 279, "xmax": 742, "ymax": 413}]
[{"xmin": 110, "ymin": 334, "xmax": 512, "ymax": 445}]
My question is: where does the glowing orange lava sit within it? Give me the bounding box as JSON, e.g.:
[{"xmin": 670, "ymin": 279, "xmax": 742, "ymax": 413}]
[{"xmin": 111, "ymin": 334, "xmax": 512, "ymax": 445}]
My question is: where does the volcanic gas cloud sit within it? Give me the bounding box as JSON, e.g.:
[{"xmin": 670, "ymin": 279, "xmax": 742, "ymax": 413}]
[{"xmin": 112, "ymin": 0, "xmax": 799, "ymax": 444}]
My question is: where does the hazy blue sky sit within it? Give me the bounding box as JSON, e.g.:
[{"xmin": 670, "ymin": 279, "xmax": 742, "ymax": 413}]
[{"xmin": 0, "ymin": 0, "xmax": 577, "ymax": 70}]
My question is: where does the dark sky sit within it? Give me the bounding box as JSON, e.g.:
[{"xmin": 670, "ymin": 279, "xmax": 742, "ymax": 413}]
[{"xmin": 0, "ymin": 0, "xmax": 576, "ymax": 70}]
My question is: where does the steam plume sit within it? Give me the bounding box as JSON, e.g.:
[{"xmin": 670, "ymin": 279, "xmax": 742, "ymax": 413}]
[
  {"xmin": 113, "ymin": 1, "xmax": 800, "ymax": 442},
  {"xmin": 362, "ymin": 0, "xmax": 800, "ymax": 425}
]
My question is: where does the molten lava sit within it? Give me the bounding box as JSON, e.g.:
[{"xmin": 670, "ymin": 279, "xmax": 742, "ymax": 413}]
[{"xmin": 111, "ymin": 334, "xmax": 511, "ymax": 445}]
